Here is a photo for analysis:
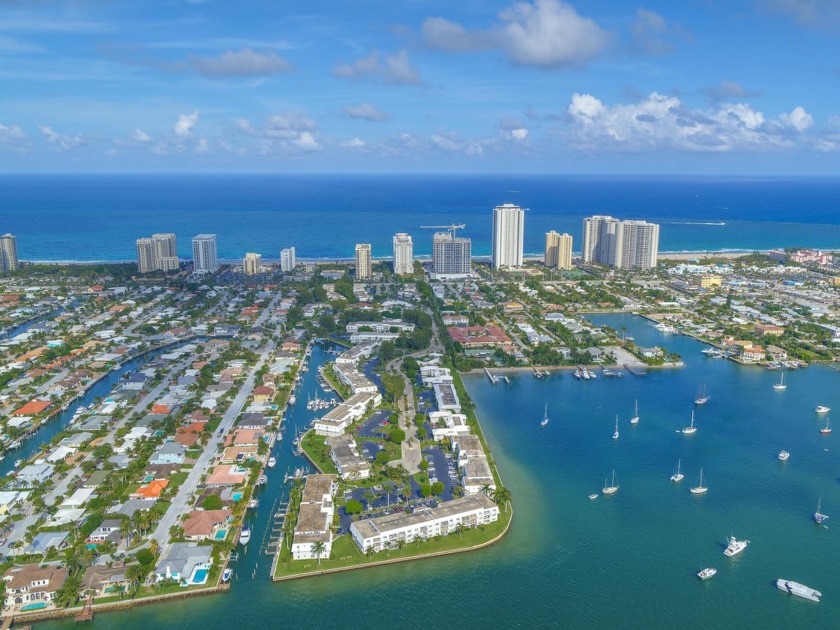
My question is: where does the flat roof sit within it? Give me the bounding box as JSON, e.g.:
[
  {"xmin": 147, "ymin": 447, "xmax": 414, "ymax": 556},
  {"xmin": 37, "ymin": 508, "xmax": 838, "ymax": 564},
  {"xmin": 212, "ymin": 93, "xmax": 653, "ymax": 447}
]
[{"xmin": 352, "ymin": 494, "xmax": 495, "ymax": 539}]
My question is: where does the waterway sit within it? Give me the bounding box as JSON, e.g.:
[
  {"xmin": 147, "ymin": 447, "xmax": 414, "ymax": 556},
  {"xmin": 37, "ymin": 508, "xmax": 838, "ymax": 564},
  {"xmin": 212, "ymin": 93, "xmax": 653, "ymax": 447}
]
[{"xmin": 33, "ymin": 319, "xmax": 840, "ymax": 628}]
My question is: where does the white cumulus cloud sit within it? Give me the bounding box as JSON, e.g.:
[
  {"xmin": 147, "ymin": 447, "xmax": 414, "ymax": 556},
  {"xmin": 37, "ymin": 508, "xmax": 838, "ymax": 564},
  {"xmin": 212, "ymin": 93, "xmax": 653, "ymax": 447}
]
[
  {"xmin": 132, "ymin": 128, "xmax": 151, "ymax": 142},
  {"xmin": 343, "ymin": 137, "xmax": 366, "ymax": 149},
  {"xmin": 38, "ymin": 125, "xmax": 83, "ymax": 149},
  {"xmin": 174, "ymin": 111, "xmax": 199, "ymax": 138},
  {"xmin": 344, "ymin": 103, "xmax": 391, "ymax": 122},
  {"xmin": 334, "ymin": 49, "xmax": 421, "ymax": 84}
]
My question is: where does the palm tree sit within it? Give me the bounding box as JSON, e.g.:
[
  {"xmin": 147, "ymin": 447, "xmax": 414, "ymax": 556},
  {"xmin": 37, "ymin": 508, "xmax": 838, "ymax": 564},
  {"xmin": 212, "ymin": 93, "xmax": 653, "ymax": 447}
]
[
  {"xmin": 125, "ymin": 564, "xmax": 145, "ymax": 598},
  {"xmin": 311, "ymin": 541, "xmax": 327, "ymax": 566},
  {"xmin": 120, "ymin": 519, "xmax": 133, "ymax": 545},
  {"xmin": 149, "ymin": 539, "xmax": 159, "ymax": 558},
  {"xmin": 493, "ymin": 487, "xmax": 512, "ymax": 512},
  {"xmin": 480, "ymin": 484, "xmax": 493, "ymax": 499}
]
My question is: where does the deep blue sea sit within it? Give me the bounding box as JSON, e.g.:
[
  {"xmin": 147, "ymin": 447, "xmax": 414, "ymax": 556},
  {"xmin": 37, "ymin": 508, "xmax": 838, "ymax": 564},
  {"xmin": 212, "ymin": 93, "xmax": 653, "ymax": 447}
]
[{"xmin": 2, "ymin": 175, "xmax": 840, "ymax": 261}]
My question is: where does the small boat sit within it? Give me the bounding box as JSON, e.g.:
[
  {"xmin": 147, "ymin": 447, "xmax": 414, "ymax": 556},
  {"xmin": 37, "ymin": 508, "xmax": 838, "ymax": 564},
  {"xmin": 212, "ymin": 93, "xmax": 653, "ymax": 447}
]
[
  {"xmin": 773, "ymin": 373, "xmax": 787, "ymax": 391},
  {"xmin": 248, "ymin": 498, "xmax": 259, "ymax": 509},
  {"xmin": 612, "ymin": 415, "xmax": 619, "ymax": 440},
  {"xmin": 221, "ymin": 568, "xmax": 232, "ymax": 583},
  {"xmin": 14, "ymin": 459, "xmax": 22, "ymax": 468},
  {"xmin": 257, "ymin": 473, "xmax": 268, "ymax": 485},
  {"xmin": 723, "ymin": 536, "xmax": 749, "ymax": 557},
  {"xmin": 681, "ymin": 410, "xmax": 698, "ymax": 435},
  {"xmin": 267, "ymin": 456, "xmax": 276, "ymax": 469},
  {"xmin": 820, "ymin": 418, "xmax": 832, "ymax": 434},
  {"xmin": 778, "ymin": 450, "xmax": 790, "ymax": 461},
  {"xmin": 690, "ymin": 469, "xmax": 707, "ymax": 494},
  {"xmin": 814, "ymin": 498, "xmax": 829, "ymax": 524},
  {"xmin": 776, "ymin": 579, "xmax": 821, "ymax": 602},
  {"xmin": 588, "ymin": 493, "xmax": 598, "ymax": 500},
  {"xmin": 602, "ymin": 470, "xmax": 619, "ymax": 495},
  {"xmin": 629, "ymin": 399, "xmax": 639, "ymax": 425},
  {"xmin": 815, "ymin": 405, "xmax": 830, "ymax": 414},
  {"xmin": 697, "ymin": 567, "xmax": 717, "ymax": 580},
  {"xmin": 694, "ymin": 383, "xmax": 710, "ymax": 405},
  {"xmin": 238, "ymin": 525, "xmax": 251, "ymax": 546},
  {"xmin": 671, "ymin": 459, "xmax": 684, "ymax": 483},
  {"xmin": 540, "ymin": 403, "xmax": 549, "ymax": 427},
  {"xmin": 701, "ymin": 347, "xmax": 719, "ymax": 356}
]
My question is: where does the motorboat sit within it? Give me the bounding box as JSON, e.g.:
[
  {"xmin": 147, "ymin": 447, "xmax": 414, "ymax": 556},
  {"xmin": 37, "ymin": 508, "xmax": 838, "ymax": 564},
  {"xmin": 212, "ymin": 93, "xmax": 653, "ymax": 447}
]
[
  {"xmin": 238, "ymin": 525, "xmax": 251, "ymax": 546},
  {"xmin": 588, "ymin": 494, "xmax": 598, "ymax": 500},
  {"xmin": 612, "ymin": 415, "xmax": 619, "ymax": 440},
  {"xmin": 221, "ymin": 568, "xmax": 232, "ymax": 583},
  {"xmin": 697, "ymin": 567, "xmax": 717, "ymax": 580},
  {"xmin": 723, "ymin": 536, "xmax": 749, "ymax": 557},
  {"xmin": 778, "ymin": 450, "xmax": 790, "ymax": 461},
  {"xmin": 540, "ymin": 403, "xmax": 549, "ymax": 427},
  {"xmin": 815, "ymin": 405, "xmax": 830, "ymax": 414},
  {"xmin": 267, "ymin": 456, "xmax": 276, "ymax": 468},
  {"xmin": 776, "ymin": 579, "xmax": 821, "ymax": 602}
]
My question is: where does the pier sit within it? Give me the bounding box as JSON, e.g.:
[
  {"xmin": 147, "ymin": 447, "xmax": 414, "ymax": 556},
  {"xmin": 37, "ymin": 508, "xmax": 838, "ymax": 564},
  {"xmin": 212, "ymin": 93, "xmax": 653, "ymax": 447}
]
[
  {"xmin": 623, "ymin": 364, "xmax": 648, "ymax": 376},
  {"xmin": 484, "ymin": 368, "xmax": 497, "ymax": 384}
]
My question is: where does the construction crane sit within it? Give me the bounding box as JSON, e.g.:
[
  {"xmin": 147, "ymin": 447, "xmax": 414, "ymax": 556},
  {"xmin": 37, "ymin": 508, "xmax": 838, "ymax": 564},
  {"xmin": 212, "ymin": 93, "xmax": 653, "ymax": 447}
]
[{"xmin": 420, "ymin": 224, "xmax": 466, "ymax": 238}]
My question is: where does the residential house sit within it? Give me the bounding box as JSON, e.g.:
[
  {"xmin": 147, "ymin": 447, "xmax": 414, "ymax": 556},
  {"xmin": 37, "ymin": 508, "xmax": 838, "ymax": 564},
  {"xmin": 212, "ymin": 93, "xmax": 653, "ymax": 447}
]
[
  {"xmin": 3, "ymin": 564, "xmax": 70, "ymax": 609},
  {"xmin": 182, "ymin": 509, "xmax": 232, "ymax": 541},
  {"xmin": 154, "ymin": 542, "xmax": 213, "ymax": 585}
]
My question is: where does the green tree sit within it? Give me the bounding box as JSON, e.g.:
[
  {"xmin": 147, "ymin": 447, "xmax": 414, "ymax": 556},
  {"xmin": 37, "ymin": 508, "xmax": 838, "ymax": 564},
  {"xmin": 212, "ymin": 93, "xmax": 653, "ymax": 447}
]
[
  {"xmin": 203, "ymin": 494, "xmax": 224, "ymax": 510},
  {"xmin": 344, "ymin": 499, "xmax": 364, "ymax": 514},
  {"xmin": 431, "ymin": 481, "xmax": 444, "ymax": 495},
  {"xmin": 311, "ymin": 540, "xmax": 327, "ymax": 566}
]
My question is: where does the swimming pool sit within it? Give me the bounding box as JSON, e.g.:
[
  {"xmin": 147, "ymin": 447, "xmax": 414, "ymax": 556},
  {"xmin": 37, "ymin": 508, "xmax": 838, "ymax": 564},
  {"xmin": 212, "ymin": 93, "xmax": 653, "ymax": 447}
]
[
  {"xmin": 214, "ymin": 529, "xmax": 227, "ymax": 540},
  {"xmin": 232, "ymin": 492, "xmax": 242, "ymax": 502},
  {"xmin": 191, "ymin": 568, "xmax": 209, "ymax": 584},
  {"xmin": 21, "ymin": 602, "xmax": 47, "ymax": 611}
]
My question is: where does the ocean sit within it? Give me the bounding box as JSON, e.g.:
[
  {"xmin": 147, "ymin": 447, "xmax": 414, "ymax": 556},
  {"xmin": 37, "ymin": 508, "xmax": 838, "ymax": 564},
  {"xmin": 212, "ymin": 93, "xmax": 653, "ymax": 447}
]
[
  {"xmin": 2, "ymin": 174, "xmax": 840, "ymax": 262},
  {"xmin": 35, "ymin": 318, "xmax": 840, "ymax": 630}
]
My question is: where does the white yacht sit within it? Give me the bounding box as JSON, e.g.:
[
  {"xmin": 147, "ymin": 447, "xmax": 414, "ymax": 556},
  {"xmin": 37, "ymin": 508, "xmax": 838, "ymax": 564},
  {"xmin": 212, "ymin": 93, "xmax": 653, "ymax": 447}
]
[
  {"xmin": 238, "ymin": 525, "xmax": 251, "ymax": 546},
  {"xmin": 629, "ymin": 400, "xmax": 639, "ymax": 425},
  {"xmin": 694, "ymin": 383, "xmax": 710, "ymax": 405},
  {"xmin": 690, "ymin": 469, "xmax": 707, "ymax": 494},
  {"xmin": 697, "ymin": 567, "xmax": 717, "ymax": 580},
  {"xmin": 815, "ymin": 405, "xmax": 830, "ymax": 414},
  {"xmin": 540, "ymin": 403, "xmax": 549, "ymax": 427},
  {"xmin": 773, "ymin": 373, "xmax": 787, "ymax": 390},
  {"xmin": 602, "ymin": 470, "xmax": 619, "ymax": 495},
  {"xmin": 267, "ymin": 456, "xmax": 276, "ymax": 469},
  {"xmin": 682, "ymin": 410, "xmax": 698, "ymax": 435},
  {"xmin": 778, "ymin": 450, "xmax": 790, "ymax": 461},
  {"xmin": 671, "ymin": 459, "xmax": 684, "ymax": 483},
  {"xmin": 776, "ymin": 579, "xmax": 821, "ymax": 602},
  {"xmin": 723, "ymin": 536, "xmax": 749, "ymax": 557}
]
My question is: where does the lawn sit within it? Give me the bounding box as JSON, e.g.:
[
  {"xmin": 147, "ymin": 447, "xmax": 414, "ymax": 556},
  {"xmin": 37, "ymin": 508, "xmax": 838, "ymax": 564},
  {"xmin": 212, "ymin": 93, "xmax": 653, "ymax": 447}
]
[{"xmin": 300, "ymin": 432, "xmax": 338, "ymax": 474}]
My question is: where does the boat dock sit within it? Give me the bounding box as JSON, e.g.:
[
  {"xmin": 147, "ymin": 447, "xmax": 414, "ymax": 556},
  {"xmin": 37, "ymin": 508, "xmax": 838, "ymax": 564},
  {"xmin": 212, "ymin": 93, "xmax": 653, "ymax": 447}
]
[
  {"xmin": 264, "ymin": 500, "xmax": 289, "ymax": 556},
  {"xmin": 74, "ymin": 597, "xmax": 94, "ymax": 622},
  {"xmin": 484, "ymin": 368, "xmax": 497, "ymax": 384}
]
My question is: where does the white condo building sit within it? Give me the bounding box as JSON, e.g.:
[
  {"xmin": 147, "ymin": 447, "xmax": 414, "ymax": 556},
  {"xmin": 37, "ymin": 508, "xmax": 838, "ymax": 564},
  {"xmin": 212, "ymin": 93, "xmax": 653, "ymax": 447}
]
[
  {"xmin": 1, "ymin": 233, "xmax": 19, "ymax": 273},
  {"xmin": 582, "ymin": 216, "xmax": 660, "ymax": 270},
  {"xmin": 392, "ymin": 233, "xmax": 413, "ymax": 275},
  {"xmin": 355, "ymin": 243, "xmax": 372, "ymax": 280},
  {"xmin": 544, "ymin": 231, "xmax": 573, "ymax": 270},
  {"xmin": 192, "ymin": 234, "xmax": 219, "ymax": 273},
  {"xmin": 491, "ymin": 204, "xmax": 524, "ymax": 269},
  {"xmin": 280, "ymin": 247, "xmax": 296, "ymax": 273},
  {"xmin": 432, "ymin": 231, "xmax": 472, "ymax": 279},
  {"xmin": 243, "ymin": 252, "xmax": 261, "ymax": 275}
]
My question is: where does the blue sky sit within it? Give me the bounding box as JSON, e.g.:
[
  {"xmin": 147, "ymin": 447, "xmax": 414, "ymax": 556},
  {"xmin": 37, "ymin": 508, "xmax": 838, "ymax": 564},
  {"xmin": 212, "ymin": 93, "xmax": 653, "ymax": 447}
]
[{"xmin": 1, "ymin": 0, "xmax": 839, "ymax": 174}]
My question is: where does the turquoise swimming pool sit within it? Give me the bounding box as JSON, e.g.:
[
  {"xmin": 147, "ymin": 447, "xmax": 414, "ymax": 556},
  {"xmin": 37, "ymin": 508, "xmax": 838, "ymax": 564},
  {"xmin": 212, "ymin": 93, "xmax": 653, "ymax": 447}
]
[
  {"xmin": 21, "ymin": 602, "xmax": 47, "ymax": 611},
  {"xmin": 214, "ymin": 529, "xmax": 227, "ymax": 540},
  {"xmin": 191, "ymin": 568, "xmax": 209, "ymax": 584},
  {"xmin": 232, "ymin": 492, "xmax": 242, "ymax": 501}
]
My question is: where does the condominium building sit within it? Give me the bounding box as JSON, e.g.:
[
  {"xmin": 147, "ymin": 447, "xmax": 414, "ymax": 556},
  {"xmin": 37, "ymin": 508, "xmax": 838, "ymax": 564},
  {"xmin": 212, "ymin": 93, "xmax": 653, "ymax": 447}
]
[
  {"xmin": 544, "ymin": 231, "xmax": 573, "ymax": 270},
  {"xmin": 392, "ymin": 233, "xmax": 414, "ymax": 275},
  {"xmin": 355, "ymin": 243, "xmax": 372, "ymax": 280},
  {"xmin": 0, "ymin": 233, "xmax": 19, "ymax": 273},
  {"xmin": 491, "ymin": 204, "xmax": 524, "ymax": 269},
  {"xmin": 242, "ymin": 252, "xmax": 261, "ymax": 275},
  {"xmin": 192, "ymin": 234, "xmax": 219, "ymax": 273},
  {"xmin": 582, "ymin": 216, "xmax": 659, "ymax": 270},
  {"xmin": 291, "ymin": 475, "xmax": 337, "ymax": 561},
  {"xmin": 135, "ymin": 238, "xmax": 156, "ymax": 274},
  {"xmin": 280, "ymin": 247, "xmax": 296, "ymax": 273},
  {"xmin": 431, "ymin": 231, "xmax": 472, "ymax": 279}
]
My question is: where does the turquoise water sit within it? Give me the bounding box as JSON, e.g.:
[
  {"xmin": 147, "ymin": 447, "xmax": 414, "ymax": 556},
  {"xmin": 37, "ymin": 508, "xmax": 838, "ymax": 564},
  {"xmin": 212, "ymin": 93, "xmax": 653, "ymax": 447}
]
[
  {"xmin": 33, "ymin": 327, "xmax": 840, "ymax": 629},
  {"xmin": 214, "ymin": 530, "xmax": 227, "ymax": 540},
  {"xmin": 191, "ymin": 569, "xmax": 209, "ymax": 585},
  {"xmin": 21, "ymin": 602, "xmax": 47, "ymax": 611}
]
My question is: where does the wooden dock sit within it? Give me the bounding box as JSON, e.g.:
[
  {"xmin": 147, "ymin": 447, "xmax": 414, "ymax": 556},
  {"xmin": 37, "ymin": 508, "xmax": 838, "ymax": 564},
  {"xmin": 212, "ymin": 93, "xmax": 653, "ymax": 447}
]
[{"xmin": 74, "ymin": 597, "xmax": 94, "ymax": 622}]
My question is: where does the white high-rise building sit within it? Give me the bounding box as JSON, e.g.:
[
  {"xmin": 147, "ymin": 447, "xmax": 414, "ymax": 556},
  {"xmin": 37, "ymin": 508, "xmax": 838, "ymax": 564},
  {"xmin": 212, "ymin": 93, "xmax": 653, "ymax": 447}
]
[
  {"xmin": 192, "ymin": 234, "xmax": 219, "ymax": 273},
  {"xmin": 243, "ymin": 252, "xmax": 261, "ymax": 275},
  {"xmin": 152, "ymin": 233, "xmax": 178, "ymax": 272},
  {"xmin": 582, "ymin": 216, "xmax": 659, "ymax": 270},
  {"xmin": 355, "ymin": 243, "xmax": 372, "ymax": 280},
  {"xmin": 0, "ymin": 233, "xmax": 19, "ymax": 273},
  {"xmin": 280, "ymin": 247, "xmax": 296, "ymax": 273},
  {"xmin": 491, "ymin": 204, "xmax": 525, "ymax": 269},
  {"xmin": 544, "ymin": 231, "xmax": 573, "ymax": 270},
  {"xmin": 136, "ymin": 238, "xmax": 156, "ymax": 274},
  {"xmin": 392, "ymin": 233, "xmax": 414, "ymax": 275},
  {"xmin": 432, "ymin": 231, "xmax": 471, "ymax": 279}
]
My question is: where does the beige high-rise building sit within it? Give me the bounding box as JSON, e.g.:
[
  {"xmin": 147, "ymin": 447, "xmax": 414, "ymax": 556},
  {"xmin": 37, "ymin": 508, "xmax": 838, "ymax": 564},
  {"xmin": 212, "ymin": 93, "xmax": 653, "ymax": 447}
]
[
  {"xmin": 355, "ymin": 243, "xmax": 372, "ymax": 280},
  {"xmin": 243, "ymin": 252, "xmax": 262, "ymax": 275},
  {"xmin": 582, "ymin": 216, "xmax": 659, "ymax": 270},
  {"xmin": 491, "ymin": 204, "xmax": 524, "ymax": 269},
  {"xmin": 544, "ymin": 231, "xmax": 573, "ymax": 270},
  {"xmin": 136, "ymin": 238, "xmax": 156, "ymax": 274},
  {"xmin": 152, "ymin": 233, "xmax": 179, "ymax": 271},
  {"xmin": 0, "ymin": 233, "xmax": 19, "ymax": 273},
  {"xmin": 392, "ymin": 233, "xmax": 413, "ymax": 275},
  {"xmin": 432, "ymin": 231, "xmax": 472, "ymax": 279}
]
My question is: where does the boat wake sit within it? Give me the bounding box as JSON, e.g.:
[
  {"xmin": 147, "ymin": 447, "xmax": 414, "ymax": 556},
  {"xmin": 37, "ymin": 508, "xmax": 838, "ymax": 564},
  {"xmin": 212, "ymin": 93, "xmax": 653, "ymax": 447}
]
[{"xmin": 662, "ymin": 221, "xmax": 727, "ymax": 226}]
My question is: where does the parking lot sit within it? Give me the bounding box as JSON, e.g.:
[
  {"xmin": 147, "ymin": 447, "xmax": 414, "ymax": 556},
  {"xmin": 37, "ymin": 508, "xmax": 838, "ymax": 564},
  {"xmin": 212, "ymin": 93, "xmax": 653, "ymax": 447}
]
[
  {"xmin": 422, "ymin": 446, "xmax": 459, "ymax": 502},
  {"xmin": 356, "ymin": 409, "xmax": 392, "ymax": 438}
]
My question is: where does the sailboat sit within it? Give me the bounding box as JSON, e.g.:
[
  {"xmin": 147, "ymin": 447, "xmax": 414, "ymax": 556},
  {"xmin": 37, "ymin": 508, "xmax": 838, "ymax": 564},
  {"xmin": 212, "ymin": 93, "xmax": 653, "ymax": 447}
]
[
  {"xmin": 612, "ymin": 415, "xmax": 619, "ymax": 440},
  {"xmin": 671, "ymin": 459, "xmax": 684, "ymax": 483},
  {"xmin": 690, "ymin": 468, "xmax": 708, "ymax": 494},
  {"xmin": 694, "ymin": 383, "xmax": 710, "ymax": 405},
  {"xmin": 814, "ymin": 498, "xmax": 829, "ymax": 524},
  {"xmin": 602, "ymin": 470, "xmax": 619, "ymax": 495},
  {"xmin": 773, "ymin": 373, "xmax": 787, "ymax": 391},
  {"xmin": 681, "ymin": 410, "xmax": 698, "ymax": 434},
  {"xmin": 630, "ymin": 399, "xmax": 639, "ymax": 425},
  {"xmin": 820, "ymin": 417, "xmax": 832, "ymax": 434},
  {"xmin": 540, "ymin": 403, "xmax": 549, "ymax": 427}
]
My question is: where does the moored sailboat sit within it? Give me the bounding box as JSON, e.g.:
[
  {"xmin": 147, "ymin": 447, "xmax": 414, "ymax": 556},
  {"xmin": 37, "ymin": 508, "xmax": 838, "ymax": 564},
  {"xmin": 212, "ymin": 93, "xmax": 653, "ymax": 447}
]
[
  {"xmin": 690, "ymin": 468, "xmax": 707, "ymax": 494},
  {"xmin": 773, "ymin": 373, "xmax": 787, "ymax": 391},
  {"xmin": 630, "ymin": 399, "xmax": 639, "ymax": 425},
  {"xmin": 671, "ymin": 459, "xmax": 684, "ymax": 483},
  {"xmin": 602, "ymin": 470, "xmax": 619, "ymax": 495},
  {"xmin": 681, "ymin": 410, "xmax": 697, "ymax": 435},
  {"xmin": 814, "ymin": 498, "xmax": 829, "ymax": 524}
]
